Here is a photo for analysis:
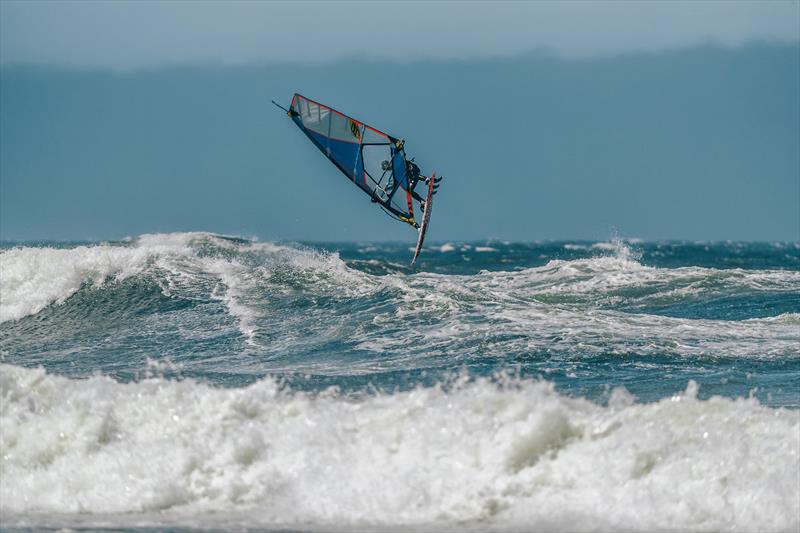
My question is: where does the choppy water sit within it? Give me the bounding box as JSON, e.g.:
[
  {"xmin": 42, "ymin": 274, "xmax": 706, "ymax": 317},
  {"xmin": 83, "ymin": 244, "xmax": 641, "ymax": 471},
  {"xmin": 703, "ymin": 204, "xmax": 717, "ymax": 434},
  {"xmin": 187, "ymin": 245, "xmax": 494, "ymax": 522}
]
[{"xmin": 1, "ymin": 233, "xmax": 798, "ymax": 531}]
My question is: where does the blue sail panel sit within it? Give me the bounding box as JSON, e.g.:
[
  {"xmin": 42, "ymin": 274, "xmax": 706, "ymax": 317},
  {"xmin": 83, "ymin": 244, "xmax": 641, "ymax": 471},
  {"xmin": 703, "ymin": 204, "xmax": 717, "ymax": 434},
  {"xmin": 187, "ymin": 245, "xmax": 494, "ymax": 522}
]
[{"xmin": 391, "ymin": 150, "xmax": 409, "ymax": 190}]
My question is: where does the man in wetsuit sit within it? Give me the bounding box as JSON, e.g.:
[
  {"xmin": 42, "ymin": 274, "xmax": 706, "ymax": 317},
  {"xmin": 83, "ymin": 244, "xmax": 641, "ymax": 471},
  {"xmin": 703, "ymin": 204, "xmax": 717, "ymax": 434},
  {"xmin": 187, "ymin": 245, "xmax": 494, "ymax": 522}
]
[
  {"xmin": 405, "ymin": 157, "xmax": 441, "ymax": 212},
  {"xmin": 406, "ymin": 159, "xmax": 424, "ymax": 190}
]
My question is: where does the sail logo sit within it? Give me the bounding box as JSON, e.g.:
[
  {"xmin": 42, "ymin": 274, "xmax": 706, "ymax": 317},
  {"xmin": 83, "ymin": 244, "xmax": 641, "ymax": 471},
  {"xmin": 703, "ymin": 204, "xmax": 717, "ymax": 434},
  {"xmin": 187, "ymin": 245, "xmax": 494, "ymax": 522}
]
[{"xmin": 350, "ymin": 120, "xmax": 362, "ymax": 141}]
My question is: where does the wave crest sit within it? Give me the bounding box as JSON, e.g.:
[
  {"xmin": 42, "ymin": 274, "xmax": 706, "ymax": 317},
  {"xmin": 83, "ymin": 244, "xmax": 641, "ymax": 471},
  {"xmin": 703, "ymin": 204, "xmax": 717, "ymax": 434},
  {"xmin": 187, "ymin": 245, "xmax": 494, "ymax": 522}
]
[{"xmin": 1, "ymin": 364, "xmax": 797, "ymax": 530}]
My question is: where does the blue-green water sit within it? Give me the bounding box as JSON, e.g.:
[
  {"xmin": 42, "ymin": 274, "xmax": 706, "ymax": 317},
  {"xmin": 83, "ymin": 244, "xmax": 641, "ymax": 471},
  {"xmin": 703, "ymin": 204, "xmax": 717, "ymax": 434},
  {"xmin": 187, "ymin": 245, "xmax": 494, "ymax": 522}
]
[{"xmin": 1, "ymin": 233, "xmax": 798, "ymax": 531}]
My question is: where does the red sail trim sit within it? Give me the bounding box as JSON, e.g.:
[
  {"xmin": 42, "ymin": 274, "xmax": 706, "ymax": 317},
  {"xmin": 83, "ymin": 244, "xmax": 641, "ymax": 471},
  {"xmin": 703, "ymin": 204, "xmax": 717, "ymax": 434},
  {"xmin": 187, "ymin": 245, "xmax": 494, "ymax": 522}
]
[{"xmin": 294, "ymin": 93, "xmax": 390, "ymax": 140}]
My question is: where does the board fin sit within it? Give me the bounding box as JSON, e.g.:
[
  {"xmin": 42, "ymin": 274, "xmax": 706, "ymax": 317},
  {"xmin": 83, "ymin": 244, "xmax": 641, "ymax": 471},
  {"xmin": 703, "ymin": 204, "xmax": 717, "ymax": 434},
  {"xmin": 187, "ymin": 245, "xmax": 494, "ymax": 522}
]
[{"xmin": 411, "ymin": 173, "xmax": 437, "ymax": 266}]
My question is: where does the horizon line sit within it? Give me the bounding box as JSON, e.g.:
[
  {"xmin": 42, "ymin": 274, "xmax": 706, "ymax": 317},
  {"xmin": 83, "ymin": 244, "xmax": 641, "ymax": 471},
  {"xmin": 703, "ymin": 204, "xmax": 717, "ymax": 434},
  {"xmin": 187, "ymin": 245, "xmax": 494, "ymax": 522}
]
[{"xmin": 2, "ymin": 39, "xmax": 797, "ymax": 74}]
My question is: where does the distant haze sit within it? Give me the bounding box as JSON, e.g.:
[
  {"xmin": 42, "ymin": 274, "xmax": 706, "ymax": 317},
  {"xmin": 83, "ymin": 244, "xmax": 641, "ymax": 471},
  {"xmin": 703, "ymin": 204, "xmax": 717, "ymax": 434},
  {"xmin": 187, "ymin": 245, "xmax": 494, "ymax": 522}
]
[
  {"xmin": 1, "ymin": 44, "xmax": 798, "ymax": 242},
  {"xmin": 1, "ymin": 2, "xmax": 798, "ymax": 242},
  {"xmin": 1, "ymin": 1, "xmax": 798, "ymax": 69}
]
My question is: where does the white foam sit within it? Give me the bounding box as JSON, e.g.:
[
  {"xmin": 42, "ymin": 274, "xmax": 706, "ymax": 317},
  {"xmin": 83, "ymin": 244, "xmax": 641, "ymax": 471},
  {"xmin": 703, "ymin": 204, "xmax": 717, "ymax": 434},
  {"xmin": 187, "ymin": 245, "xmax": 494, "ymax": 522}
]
[
  {"xmin": 351, "ymin": 251, "xmax": 800, "ymax": 363},
  {"xmin": 0, "ymin": 232, "xmax": 364, "ymax": 325},
  {"xmin": 0, "ymin": 364, "xmax": 797, "ymax": 531},
  {"xmin": 474, "ymin": 246, "xmax": 498, "ymax": 252},
  {"xmin": 0, "ymin": 233, "xmax": 253, "ymax": 323},
  {"xmin": 4, "ymin": 233, "xmax": 799, "ymax": 363},
  {"xmin": 591, "ymin": 241, "xmax": 618, "ymax": 251},
  {"xmin": 0, "ymin": 244, "xmax": 163, "ymax": 323},
  {"xmin": 205, "ymin": 259, "xmax": 260, "ymax": 345},
  {"xmin": 459, "ymin": 242, "xmax": 800, "ymax": 307}
]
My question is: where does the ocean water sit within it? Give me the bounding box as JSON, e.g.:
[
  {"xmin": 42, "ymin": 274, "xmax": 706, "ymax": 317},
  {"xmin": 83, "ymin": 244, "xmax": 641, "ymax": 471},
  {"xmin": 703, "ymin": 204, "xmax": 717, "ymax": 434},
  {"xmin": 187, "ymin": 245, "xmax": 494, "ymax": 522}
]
[{"xmin": 1, "ymin": 232, "xmax": 798, "ymax": 532}]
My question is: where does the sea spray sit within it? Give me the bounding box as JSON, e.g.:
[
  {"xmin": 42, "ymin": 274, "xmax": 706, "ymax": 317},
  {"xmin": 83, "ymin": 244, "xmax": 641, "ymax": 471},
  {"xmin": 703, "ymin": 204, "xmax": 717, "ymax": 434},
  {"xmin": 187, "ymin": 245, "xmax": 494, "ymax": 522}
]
[
  {"xmin": 1, "ymin": 364, "xmax": 798, "ymax": 531},
  {"xmin": 1, "ymin": 233, "xmax": 798, "ymax": 530}
]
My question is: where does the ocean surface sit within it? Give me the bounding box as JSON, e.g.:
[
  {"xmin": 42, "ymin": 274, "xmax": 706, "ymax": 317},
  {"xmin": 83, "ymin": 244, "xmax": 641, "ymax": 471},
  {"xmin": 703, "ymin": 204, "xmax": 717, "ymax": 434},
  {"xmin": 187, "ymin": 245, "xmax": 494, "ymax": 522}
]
[{"xmin": 1, "ymin": 232, "xmax": 798, "ymax": 532}]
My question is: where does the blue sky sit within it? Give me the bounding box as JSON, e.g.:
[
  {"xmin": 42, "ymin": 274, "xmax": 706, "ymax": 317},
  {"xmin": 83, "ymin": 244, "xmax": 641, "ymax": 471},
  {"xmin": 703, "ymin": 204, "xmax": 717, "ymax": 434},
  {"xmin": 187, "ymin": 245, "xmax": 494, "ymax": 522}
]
[{"xmin": 1, "ymin": 1, "xmax": 798, "ymax": 242}]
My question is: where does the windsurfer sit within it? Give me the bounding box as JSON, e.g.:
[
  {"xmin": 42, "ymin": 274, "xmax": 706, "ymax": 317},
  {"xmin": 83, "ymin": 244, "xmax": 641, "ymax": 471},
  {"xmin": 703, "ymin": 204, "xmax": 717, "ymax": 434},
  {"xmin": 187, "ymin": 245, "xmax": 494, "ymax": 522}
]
[
  {"xmin": 407, "ymin": 159, "xmax": 423, "ymax": 188},
  {"xmin": 406, "ymin": 159, "xmax": 439, "ymax": 210}
]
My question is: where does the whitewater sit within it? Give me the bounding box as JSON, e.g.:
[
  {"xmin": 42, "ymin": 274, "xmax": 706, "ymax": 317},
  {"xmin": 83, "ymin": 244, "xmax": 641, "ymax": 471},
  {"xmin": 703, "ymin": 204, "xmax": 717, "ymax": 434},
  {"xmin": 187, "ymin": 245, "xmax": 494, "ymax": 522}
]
[{"xmin": 1, "ymin": 233, "xmax": 798, "ymax": 532}]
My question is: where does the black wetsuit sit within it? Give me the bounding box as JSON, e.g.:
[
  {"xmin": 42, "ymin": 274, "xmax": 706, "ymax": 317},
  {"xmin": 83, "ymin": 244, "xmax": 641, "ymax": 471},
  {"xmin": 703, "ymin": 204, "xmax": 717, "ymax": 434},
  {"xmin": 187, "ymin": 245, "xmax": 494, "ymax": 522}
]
[{"xmin": 407, "ymin": 160, "xmax": 422, "ymax": 189}]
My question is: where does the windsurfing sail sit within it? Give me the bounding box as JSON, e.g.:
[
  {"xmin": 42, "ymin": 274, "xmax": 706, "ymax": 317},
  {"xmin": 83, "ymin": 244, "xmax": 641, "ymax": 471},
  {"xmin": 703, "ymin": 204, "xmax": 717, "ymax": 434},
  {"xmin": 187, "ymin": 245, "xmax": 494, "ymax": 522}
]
[{"xmin": 282, "ymin": 93, "xmax": 426, "ymax": 228}]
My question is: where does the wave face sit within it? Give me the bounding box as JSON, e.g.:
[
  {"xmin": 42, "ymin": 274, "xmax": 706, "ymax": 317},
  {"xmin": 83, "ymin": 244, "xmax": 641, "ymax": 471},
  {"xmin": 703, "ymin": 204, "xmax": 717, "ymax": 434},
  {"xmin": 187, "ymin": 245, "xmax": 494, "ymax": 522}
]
[{"xmin": 1, "ymin": 233, "xmax": 799, "ymax": 530}]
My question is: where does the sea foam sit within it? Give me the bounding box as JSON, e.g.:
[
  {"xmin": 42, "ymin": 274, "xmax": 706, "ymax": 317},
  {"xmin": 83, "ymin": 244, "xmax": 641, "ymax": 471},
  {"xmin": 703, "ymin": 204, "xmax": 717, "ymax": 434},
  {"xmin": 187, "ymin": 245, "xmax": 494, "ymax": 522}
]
[
  {"xmin": 1, "ymin": 364, "xmax": 798, "ymax": 531},
  {"xmin": 3, "ymin": 234, "xmax": 799, "ymax": 364}
]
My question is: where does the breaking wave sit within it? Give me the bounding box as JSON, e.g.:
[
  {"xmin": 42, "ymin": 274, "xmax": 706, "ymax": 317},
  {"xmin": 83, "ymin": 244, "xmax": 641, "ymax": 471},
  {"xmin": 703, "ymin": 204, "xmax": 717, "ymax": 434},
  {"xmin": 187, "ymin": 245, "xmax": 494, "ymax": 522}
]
[
  {"xmin": 2, "ymin": 233, "xmax": 797, "ymax": 368},
  {"xmin": 1, "ymin": 364, "xmax": 797, "ymax": 531},
  {"xmin": 2, "ymin": 233, "xmax": 799, "ymax": 530}
]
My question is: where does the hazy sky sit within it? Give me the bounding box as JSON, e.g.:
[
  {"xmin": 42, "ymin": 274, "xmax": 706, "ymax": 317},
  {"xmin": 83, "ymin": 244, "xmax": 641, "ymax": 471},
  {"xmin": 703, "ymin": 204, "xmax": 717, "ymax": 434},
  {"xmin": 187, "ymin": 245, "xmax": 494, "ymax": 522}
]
[
  {"xmin": 2, "ymin": 44, "xmax": 798, "ymax": 242},
  {"xmin": 1, "ymin": 2, "xmax": 798, "ymax": 242},
  {"xmin": 1, "ymin": 0, "xmax": 798, "ymax": 69}
]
